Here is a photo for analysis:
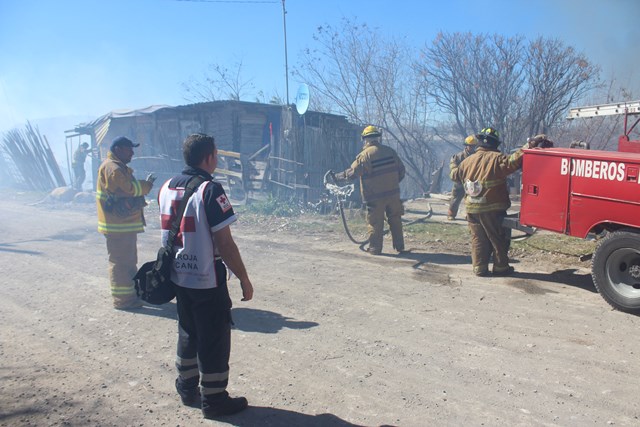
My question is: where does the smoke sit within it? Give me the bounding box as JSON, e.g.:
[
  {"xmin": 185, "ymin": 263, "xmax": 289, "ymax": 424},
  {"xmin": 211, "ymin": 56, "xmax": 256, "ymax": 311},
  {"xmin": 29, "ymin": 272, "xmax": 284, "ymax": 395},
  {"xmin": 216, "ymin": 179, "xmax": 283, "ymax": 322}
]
[{"xmin": 548, "ymin": 0, "xmax": 640, "ymax": 95}]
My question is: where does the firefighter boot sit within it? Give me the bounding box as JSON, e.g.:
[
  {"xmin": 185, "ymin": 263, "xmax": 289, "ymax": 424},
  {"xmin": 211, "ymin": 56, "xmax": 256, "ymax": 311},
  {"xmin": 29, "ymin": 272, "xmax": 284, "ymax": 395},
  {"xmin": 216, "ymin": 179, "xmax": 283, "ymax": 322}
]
[
  {"xmin": 473, "ymin": 265, "xmax": 490, "ymax": 277},
  {"xmin": 493, "ymin": 265, "xmax": 515, "ymax": 276},
  {"xmin": 202, "ymin": 391, "xmax": 248, "ymax": 419},
  {"xmin": 114, "ymin": 297, "xmax": 143, "ymax": 310},
  {"xmin": 366, "ymin": 247, "xmax": 382, "ymax": 255}
]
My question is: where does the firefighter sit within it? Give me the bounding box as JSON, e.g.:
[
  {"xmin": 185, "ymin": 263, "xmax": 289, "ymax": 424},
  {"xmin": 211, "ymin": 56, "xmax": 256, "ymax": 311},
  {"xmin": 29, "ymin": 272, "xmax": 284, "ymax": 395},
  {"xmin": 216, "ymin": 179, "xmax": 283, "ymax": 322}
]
[
  {"xmin": 96, "ymin": 136, "xmax": 156, "ymax": 309},
  {"xmin": 72, "ymin": 142, "xmax": 91, "ymax": 191},
  {"xmin": 334, "ymin": 125, "xmax": 406, "ymax": 255},
  {"xmin": 450, "ymin": 127, "xmax": 529, "ymax": 276},
  {"xmin": 447, "ymin": 135, "xmax": 478, "ymax": 220}
]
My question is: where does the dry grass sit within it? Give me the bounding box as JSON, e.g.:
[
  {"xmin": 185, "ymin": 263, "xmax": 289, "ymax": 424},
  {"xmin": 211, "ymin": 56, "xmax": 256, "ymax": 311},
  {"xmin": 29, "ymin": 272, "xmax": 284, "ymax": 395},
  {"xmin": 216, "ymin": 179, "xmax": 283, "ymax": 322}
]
[
  {"xmin": 513, "ymin": 231, "xmax": 595, "ymax": 258},
  {"xmin": 237, "ymin": 204, "xmax": 596, "ymax": 262}
]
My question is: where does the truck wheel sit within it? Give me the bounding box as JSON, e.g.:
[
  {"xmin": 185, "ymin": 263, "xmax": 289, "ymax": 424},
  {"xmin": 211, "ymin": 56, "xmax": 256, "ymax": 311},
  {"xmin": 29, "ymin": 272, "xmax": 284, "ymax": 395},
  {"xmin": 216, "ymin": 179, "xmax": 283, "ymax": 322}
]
[{"xmin": 591, "ymin": 230, "xmax": 640, "ymax": 314}]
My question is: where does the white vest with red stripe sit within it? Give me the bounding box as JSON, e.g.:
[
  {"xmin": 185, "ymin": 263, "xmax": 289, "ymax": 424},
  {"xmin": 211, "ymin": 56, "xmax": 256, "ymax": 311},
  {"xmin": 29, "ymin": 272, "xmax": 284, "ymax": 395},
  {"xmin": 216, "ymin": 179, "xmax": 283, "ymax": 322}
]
[{"xmin": 158, "ymin": 179, "xmax": 236, "ymax": 289}]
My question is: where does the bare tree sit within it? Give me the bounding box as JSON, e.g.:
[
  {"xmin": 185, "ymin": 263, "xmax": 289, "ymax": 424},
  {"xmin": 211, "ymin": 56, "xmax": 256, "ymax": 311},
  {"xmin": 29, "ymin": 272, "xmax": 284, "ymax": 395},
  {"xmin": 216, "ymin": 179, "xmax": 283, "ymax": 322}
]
[
  {"xmin": 418, "ymin": 32, "xmax": 600, "ymax": 152},
  {"xmin": 418, "ymin": 32, "xmax": 527, "ymax": 152},
  {"xmin": 523, "ymin": 37, "xmax": 600, "ymax": 136},
  {"xmin": 295, "ymin": 24, "xmax": 603, "ymax": 194},
  {"xmin": 294, "ymin": 19, "xmax": 444, "ymax": 194},
  {"xmin": 182, "ymin": 60, "xmax": 255, "ymax": 102},
  {"xmin": 295, "ymin": 20, "xmax": 375, "ymax": 121}
]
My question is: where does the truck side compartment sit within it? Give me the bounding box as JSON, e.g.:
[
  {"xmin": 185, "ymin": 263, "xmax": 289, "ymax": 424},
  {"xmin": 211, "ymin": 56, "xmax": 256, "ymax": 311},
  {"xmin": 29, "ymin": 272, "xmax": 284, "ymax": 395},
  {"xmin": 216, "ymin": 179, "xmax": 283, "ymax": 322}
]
[{"xmin": 520, "ymin": 148, "xmax": 640, "ymax": 238}]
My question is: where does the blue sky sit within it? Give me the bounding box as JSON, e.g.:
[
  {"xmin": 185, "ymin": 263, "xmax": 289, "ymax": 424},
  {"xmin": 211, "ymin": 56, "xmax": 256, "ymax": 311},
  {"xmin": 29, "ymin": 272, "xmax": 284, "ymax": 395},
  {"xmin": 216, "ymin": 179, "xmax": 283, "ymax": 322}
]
[{"xmin": 1, "ymin": 0, "xmax": 638, "ymax": 134}]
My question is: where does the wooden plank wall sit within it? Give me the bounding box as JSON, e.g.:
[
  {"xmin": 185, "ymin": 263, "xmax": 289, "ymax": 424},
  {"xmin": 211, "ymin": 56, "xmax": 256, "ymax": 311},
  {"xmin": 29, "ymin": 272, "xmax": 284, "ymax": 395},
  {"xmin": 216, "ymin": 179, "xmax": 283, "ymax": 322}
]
[
  {"xmin": 89, "ymin": 101, "xmax": 360, "ymax": 203},
  {"xmin": 295, "ymin": 111, "xmax": 361, "ymax": 201}
]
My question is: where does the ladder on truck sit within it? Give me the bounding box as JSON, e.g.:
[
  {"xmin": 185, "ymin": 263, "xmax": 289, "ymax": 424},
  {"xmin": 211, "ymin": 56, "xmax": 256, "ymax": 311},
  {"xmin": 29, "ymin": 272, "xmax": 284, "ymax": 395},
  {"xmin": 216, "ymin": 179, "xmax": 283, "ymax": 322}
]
[
  {"xmin": 567, "ymin": 100, "xmax": 640, "ymax": 119},
  {"xmin": 567, "ymin": 100, "xmax": 640, "ymax": 153}
]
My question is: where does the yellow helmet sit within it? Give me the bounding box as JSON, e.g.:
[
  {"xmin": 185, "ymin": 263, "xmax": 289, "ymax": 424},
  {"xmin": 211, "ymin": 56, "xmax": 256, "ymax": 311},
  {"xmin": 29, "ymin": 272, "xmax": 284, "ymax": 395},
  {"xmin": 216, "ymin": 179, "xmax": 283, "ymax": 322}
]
[
  {"xmin": 464, "ymin": 135, "xmax": 478, "ymax": 146},
  {"xmin": 361, "ymin": 125, "xmax": 382, "ymax": 139},
  {"xmin": 476, "ymin": 127, "xmax": 501, "ymax": 146}
]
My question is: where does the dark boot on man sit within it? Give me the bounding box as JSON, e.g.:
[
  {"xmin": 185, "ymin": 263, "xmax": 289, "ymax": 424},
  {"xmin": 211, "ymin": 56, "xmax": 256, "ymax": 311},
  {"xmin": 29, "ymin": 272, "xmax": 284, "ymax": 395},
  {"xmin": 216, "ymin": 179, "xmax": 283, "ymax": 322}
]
[
  {"xmin": 492, "ymin": 265, "xmax": 515, "ymax": 276},
  {"xmin": 175, "ymin": 378, "xmax": 199, "ymax": 407},
  {"xmin": 473, "ymin": 265, "xmax": 490, "ymax": 277},
  {"xmin": 202, "ymin": 392, "xmax": 248, "ymax": 419},
  {"xmin": 366, "ymin": 247, "xmax": 381, "ymax": 255}
]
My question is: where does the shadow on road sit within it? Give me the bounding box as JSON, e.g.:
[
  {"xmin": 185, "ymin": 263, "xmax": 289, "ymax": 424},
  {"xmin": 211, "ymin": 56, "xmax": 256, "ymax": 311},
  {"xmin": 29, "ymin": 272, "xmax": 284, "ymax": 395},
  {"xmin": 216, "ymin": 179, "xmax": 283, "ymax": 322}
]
[
  {"xmin": 48, "ymin": 230, "xmax": 89, "ymax": 241},
  {"xmin": 397, "ymin": 250, "xmax": 471, "ymax": 266},
  {"xmin": 357, "ymin": 244, "xmax": 472, "ymax": 266},
  {"xmin": 0, "ymin": 226, "xmax": 95, "ymax": 254},
  {"xmin": 136, "ymin": 301, "xmax": 178, "ymax": 319},
  {"xmin": 508, "ymin": 268, "xmax": 597, "ymax": 293},
  {"xmin": 133, "ymin": 304, "xmax": 325, "ymax": 330},
  {"xmin": 371, "ymin": 244, "xmax": 596, "ymax": 293},
  {"xmin": 224, "ymin": 406, "xmax": 368, "ymax": 427},
  {"xmin": 0, "ymin": 243, "xmax": 42, "ymax": 255},
  {"xmin": 232, "ymin": 308, "xmax": 319, "ymax": 334}
]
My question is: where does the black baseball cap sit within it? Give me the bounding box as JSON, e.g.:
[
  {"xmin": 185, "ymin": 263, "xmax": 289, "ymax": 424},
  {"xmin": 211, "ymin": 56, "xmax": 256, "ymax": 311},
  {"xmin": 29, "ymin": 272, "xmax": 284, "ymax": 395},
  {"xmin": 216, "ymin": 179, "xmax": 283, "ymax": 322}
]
[{"xmin": 110, "ymin": 136, "xmax": 140, "ymax": 151}]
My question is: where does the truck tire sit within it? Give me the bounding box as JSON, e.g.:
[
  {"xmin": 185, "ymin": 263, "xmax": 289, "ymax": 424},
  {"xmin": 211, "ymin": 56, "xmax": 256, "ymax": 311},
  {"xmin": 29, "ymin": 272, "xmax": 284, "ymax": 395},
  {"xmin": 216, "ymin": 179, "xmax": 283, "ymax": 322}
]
[{"xmin": 591, "ymin": 230, "xmax": 640, "ymax": 314}]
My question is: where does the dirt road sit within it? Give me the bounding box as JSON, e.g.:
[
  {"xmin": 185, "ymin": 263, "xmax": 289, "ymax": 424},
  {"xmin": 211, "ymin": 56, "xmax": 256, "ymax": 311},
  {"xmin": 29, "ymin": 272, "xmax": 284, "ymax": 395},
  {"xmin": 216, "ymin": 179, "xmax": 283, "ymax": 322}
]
[{"xmin": 0, "ymin": 192, "xmax": 638, "ymax": 427}]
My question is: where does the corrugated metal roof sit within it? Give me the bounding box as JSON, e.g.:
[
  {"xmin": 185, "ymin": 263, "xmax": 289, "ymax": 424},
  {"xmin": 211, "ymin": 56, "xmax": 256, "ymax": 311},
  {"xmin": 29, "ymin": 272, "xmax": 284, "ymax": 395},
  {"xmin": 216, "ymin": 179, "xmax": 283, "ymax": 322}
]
[{"xmin": 70, "ymin": 104, "xmax": 172, "ymax": 146}]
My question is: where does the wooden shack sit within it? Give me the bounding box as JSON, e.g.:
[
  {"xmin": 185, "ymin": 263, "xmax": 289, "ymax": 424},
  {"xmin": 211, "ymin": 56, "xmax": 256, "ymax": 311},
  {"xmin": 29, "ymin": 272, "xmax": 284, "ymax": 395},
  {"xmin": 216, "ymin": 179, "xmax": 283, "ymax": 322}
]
[{"xmin": 69, "ymin": 101, "xmax": 361, "ymax": 203}]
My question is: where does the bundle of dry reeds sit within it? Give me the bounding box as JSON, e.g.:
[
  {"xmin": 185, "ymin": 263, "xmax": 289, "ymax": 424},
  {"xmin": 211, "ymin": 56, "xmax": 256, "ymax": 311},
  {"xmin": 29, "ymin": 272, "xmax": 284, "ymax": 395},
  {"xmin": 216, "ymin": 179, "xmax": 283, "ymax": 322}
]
[{"xmin": 0, "ymin": 122, "xmax": 66, "ymax": 191}]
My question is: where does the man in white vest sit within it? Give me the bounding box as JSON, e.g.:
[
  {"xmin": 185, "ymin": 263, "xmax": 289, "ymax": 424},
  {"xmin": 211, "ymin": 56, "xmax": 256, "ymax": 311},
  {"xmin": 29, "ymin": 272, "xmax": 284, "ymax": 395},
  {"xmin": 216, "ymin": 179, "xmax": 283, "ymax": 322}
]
[{"xmin": 158, "ymin": 133, "xmax": 254, "ymax": 419}]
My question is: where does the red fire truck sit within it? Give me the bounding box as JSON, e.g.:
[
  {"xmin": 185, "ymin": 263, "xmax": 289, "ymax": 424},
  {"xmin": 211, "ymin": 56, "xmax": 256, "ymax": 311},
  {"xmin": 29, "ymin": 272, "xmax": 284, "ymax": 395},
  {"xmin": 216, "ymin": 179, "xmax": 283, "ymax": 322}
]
[{"xmin": 518, "ymin": 101, "xmax": 640, "ymax": 314}]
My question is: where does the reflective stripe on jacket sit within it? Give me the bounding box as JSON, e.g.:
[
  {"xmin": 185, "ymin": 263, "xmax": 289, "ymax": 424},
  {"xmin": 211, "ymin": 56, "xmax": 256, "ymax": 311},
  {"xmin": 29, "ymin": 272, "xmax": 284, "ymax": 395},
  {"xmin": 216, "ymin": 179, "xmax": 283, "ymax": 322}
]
[
  {"xmin": 450, "ymin": 145, "xmax": 525, "ymax": 214},
  {"xmin": 96, "ymin": 152, "xmax": 152, "ymax": 234},
  {"xmin": 349, "ymin": 143, "xmax": 405, "ymax": 203}
]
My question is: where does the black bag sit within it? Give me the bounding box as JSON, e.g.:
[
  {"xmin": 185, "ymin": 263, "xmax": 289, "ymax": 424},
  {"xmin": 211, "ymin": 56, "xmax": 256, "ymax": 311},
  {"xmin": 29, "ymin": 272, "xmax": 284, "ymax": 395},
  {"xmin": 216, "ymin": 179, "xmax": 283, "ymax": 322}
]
[
  {"xmin": 133, "ymin": 247, "xmax": 176, "ymax": 305},
  {"xmin": 133, "ymin": 175, "xmax": 206, "ymax": 305}
]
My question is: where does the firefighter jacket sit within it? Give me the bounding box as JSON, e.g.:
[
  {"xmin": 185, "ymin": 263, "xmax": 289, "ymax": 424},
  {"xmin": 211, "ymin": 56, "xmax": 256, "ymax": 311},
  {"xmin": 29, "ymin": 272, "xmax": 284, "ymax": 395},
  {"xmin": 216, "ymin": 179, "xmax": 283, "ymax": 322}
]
[
  {"xmin": 449, "ymin": 147, "xmax": 473, "ymax": 173},
  {"xmin": 96, "ymin": 151, "xmax": 153, "ymax": 234},
  {"xmin": 72, "ymin": 147, "xmax": 88, "ymax": 167},
  {"xmin": 346, "ymin": 142, "xmax": 405, "ymax": 203},
  {"xmin": 449, "ymin": 144, "xmax": 525, "ymax": 214}
]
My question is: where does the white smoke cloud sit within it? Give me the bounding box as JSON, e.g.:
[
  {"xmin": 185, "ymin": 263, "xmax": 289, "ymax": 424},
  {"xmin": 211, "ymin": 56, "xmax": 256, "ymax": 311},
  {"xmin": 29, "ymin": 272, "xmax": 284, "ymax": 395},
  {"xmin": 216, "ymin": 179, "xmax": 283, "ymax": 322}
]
[{"xmin": 548, "ymin": 0, "xmax": 640, "ymax": 95}]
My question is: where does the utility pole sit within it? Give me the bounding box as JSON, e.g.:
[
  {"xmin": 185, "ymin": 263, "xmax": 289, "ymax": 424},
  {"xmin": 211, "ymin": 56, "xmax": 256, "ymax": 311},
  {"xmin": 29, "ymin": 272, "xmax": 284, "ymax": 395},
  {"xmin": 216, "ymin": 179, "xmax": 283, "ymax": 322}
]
[{"xmin": 282, "ymin": 0, "xmax": 289, "ymax": 106}]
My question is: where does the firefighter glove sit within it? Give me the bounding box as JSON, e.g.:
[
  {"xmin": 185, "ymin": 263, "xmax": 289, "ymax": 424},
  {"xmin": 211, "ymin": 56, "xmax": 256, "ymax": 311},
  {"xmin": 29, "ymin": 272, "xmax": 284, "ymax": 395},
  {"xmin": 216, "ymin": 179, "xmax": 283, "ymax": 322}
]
[
  {"xmin": 334, "ymin": 171, "xmax": 347, "ymax": 181},
  {"xmin": 146, "ymin": 173, "xmax": 157, "ymax": 185},
  {"xmin": 527, "ymin": 134, "xmax": 554, "ymax": 148}
]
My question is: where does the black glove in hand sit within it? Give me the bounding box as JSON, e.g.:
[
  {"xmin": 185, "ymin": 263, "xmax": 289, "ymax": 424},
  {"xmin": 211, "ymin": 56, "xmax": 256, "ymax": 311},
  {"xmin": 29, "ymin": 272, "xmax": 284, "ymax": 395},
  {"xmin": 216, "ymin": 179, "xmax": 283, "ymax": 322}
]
[
  {"xmin": 146, "ymin": 173, "xmax": 157, "ymax": 185},
  {"xmin": 527, "ymin": 134, "xmax": 554, "ymax": 149}
]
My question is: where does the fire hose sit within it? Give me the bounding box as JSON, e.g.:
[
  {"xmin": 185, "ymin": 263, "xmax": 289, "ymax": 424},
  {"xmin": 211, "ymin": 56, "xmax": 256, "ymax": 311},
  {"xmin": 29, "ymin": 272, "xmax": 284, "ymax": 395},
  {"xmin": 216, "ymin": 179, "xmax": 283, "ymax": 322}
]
[
  {"xmin": 324, "ymin": 170, "xmax": 434, "ymax": 246},
  {"xmin": 502, "ymin": 213, "xmax": 537, "ymax": 242},
  {"xmin": 324, "ymin": 170, "xmax": 366, "ymax": 244}
]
